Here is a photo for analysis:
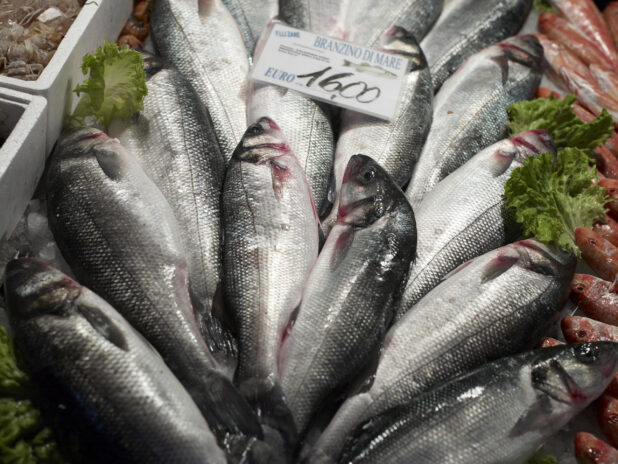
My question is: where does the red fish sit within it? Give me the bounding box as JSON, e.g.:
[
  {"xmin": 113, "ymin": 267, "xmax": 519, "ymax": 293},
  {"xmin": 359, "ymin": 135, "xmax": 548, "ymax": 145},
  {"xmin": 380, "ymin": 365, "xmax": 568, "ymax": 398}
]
[
  {"xmin": 596, "ymin": 145, "xmax": 618, "ymax": 179},
  {"xmin": 575, "ymin": 228, "xmax": 618, "ymax": 283},
  {"xmin": 562, "ymin": 316, "xmax": 618, "ymax": 343},
  {"xmin": 600, "ymin": 178, "xmax": 618, "ymax": 220},
  {"xmin": 536, "ymin": 87, "xmax": 562, "ymax": 99},
  {"xmin": 604, "ymin": 2, "xmax": 618, "ymax": 49},
  {"xmin": 599, "ymin": 395, "xmax": 618, "ymax": 448},
  {"xmin": 570, "ymin": 274, "xmax": 618, "ymax": 325},
  {"xmin": 594, "ymin": 214, "xmax": 618, "ymax": 247},
  {"xmin": 575, "ymin": 432, "xmax": 618, "ymax": 463}
]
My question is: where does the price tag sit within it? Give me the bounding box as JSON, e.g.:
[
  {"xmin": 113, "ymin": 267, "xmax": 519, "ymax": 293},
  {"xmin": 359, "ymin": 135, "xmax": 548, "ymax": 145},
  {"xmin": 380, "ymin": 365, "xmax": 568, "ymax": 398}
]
[{"xmin": 251, "ymin": 24, "xmax": 410, "ymax": 121}]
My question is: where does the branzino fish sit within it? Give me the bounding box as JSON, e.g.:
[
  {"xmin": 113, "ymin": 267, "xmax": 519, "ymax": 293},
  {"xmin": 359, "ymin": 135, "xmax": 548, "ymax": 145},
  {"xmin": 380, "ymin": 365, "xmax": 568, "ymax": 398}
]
[
  {"xmin": 322, "ymin": 27, "xmax": 432, "ymax": 235},
  {"xmin": 405, "ymin": 35, "xmax": 543, "ymax": 210},
  {"xmin": 310, "ymin": 239, "xmax": 575, "ymax": 463},
  {"xmin": 221, "ymin": 0, "xmax": 277, "ymax": 53},
  {"xmin": 151, "ymin": 0, "xmax": 249, "ymax": 162},
  {"xmin": 338, "ymin": 343, "xmax": 618, "ymax": 464},
  {"xmin": 46, "ymin": 128, "xmax": 262, "ymax": 453},
  {"xmin": 107, "ymin": 55, "xmax": 233, "ymax": 371},
  {"xmin": 222, "ymin": 118, "xmax": 320, "ymax": 439},
  {"xmin": 278, "ymin": 0, "xmax": 349, "ymax": 38},
  {"xmin": 247, "ymin": 20, "xmax": 335, "ymax": 212},
  {"xmin": 395, "ymin": 130, "xmax": 555, "ymax": 319},
  {"xmin": 279, "ymin": 155, "xmax": 417, "ymax": 436},
  {"xmin": 4, "ymin": 258, "xmax": 227, "ymax": 464},
  {"xmin": 421, "ymin": 0, "xmax": 533, "ymax": 92},
  {"xmin": 344, "ymin": 0, "xmax": 443, "ymax": 48}
]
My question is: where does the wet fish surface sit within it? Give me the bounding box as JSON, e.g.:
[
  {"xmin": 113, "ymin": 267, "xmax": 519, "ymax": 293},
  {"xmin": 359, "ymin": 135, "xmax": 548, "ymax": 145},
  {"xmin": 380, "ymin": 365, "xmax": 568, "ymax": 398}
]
[
  {"xmin": 279, "ymin": 154, "xmax": 417, "ymax": 436},
  {"xmin": 396, "ymin": 130, "xmax": 555, "ymax": 318},
  {"xmin": 405, "ymin": 35, "xmax": 543, "ymax": 210},
  {"xmin": 4, "ymin": 258, "xmax": 227, "ymax": 464},
  {"xmin": 322, "ymin": 27, "xmax": 432, "ymax": 234},
  {"xmin": 46, "ymin": 128, "xmax": 261, "ymax": 453},
  {"xmin": 108, "ymin": 56, "xmax": 234, "ymax": 371},
  {"xmin": 222, "ymin": 0, "xmax": 277, "ymax": 53},
  {"xmin": 421, "ymin": 0, "xmax": 533, "ymax": 92},
  {"xmin": 338, "ymin": 343, "xmax": 618, "ymax": 464},
  {"xmin": 311, "ymin": 239, "xmax": 575, "ymax": 463},
  {"xmin": 152, "ymin": 0, "xmax": 250, "ymax": 162}
]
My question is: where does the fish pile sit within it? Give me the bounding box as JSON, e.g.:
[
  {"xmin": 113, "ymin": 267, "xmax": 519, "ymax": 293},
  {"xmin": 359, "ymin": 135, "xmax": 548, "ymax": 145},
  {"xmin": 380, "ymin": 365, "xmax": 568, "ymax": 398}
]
[{"xmin": 2, "ymin": 1, "xmax": 618, "ymax": 463}]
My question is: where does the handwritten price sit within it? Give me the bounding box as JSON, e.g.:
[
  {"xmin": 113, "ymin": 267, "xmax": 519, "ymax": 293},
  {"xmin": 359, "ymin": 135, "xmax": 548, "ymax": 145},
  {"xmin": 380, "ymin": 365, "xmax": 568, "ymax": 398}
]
[{"xmin": 296, "ymin": 66, "xmax": 381, "ymax": 103}]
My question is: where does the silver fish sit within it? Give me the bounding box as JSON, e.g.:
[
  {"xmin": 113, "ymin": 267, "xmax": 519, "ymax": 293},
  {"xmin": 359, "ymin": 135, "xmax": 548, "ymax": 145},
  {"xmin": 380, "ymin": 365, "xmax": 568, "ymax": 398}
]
[
  {"xmin": 422, "ymin": 0, "xmax": 533, "ymax": 92},
  {"xmin": 222, "ymin": 118, "xmax": 320, "ymax": 441},
  {"xmin": 222, "ymin": 0, "xmax": 277, "ymax": 53},
  {"xmin": 406, "ymin": 35, "xmax": 543, "ymax": 210},
  {"xmin": 310, "ymin": 239, "xmax": 575, "ymax": 463},
  {"xmin": 108, "ymin": 56, "xmax": 234, "ymax": 372},
  {"xmin": 247, "ymin": 21, "xmax": 335, "ymax": 212},
  {"xmin": 339, "ymin": 343, "xmax": 618, "ymax": 464},
  {"xmin": 344, "ymin": 0, "xmax": 443, "ymax": 47},
  {"xmin": 152, "ymin": 0, "xmax": 249, "ymax": 162},
  {"xmin": 46, "ymin": 128, "xmax": 262, "ymax": 453},
  {"xmin": 396, "ymin": 130, "xmax": 556, "ymax": 320},
  {"xmin": 278, "ymin": 0, "xmax": 349, "ymax": 38},
  {"xmin": 4, "ymin": 258, "xmax": 227, "ymax": 464},
  {"xmin": 279, "ymin": 154, "xmax": 417, "ymax": 436},
  {"xmin": 322, "ymin": 27, "xmax": 432, "ymax": 235}
]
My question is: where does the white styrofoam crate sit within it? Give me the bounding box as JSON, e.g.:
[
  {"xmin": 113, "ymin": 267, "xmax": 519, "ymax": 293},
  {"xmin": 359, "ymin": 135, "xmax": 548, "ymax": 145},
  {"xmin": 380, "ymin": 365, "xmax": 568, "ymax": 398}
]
[
  {"xmin": 0, "ymin": 88, "xmax": 47, "ymax": 242},
  {"xmin": 0, "ymin": 0, "xmax": 132, "ymax": 155}
]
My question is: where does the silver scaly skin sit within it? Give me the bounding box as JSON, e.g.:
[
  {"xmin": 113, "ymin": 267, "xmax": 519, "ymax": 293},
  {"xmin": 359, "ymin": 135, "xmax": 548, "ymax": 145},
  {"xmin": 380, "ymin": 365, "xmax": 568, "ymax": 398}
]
[
  {"xmin": 338, "ymin": 343, "xmax": 618, "ymax": 464},
  {"xmin": 280, "ymin": 155, "xmax": 417, "ymax": 436},
  {"xmin": 221, "ymin": 0, "xmax": 277, "ymax": 54},
  {"xmin": 46, "ymin": 128, "xmax": 262, "ymax": 454},
  {"xmin": 396, "ymin": 130, "xmax": 555, "ymax": 320},
  {"xmin": 344, "ymin": 0, "xmax": 442, "ymax": 47},
  {"xmin": 108, "ymin": 56, "xmax": 235, "ymax": 374},
  {"xmin": 278, "ymin": 0, "xmax": 349, "ymax": 38},
  {"xmin": 151, "ymin": 0, "xmax": 249, "ymax": 163},
  {"xmin": 406, "ymin": 35, "xmax": 543, "ymax": 210},
  {"xmin": 247, "ymin": 20, "xmax": 335, "ymax": 213},
  {"xmin": 322, "ymin": 27, "xmax": 432, "ymax": 235},
  {"xmin": 310, "ymin": 239, "xmax": 575, "ymax": 463},
  {"xmin": 422, "ymin": 0, "xmax": 533, "ymax": 93},
  {"xmin": 222, "ymin": 118, "xmax": 320, "ymax": 442},
  {"xmin": 4, "ymin": 258, "xmax": 227, "ymax": 464}
]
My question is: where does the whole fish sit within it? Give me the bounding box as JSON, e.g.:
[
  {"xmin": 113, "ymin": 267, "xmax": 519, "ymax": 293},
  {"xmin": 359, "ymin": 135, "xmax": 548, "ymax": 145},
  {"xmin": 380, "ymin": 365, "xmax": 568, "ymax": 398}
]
[
  {"xmin": 107, "ymin": 56, "xmax": 233, "ymax": 371},
  {"xmin": 575, "ymin": 227, "xmax": 618, "ymax": 283},
  {"xmin": 395, "ymin": 130, "xmax": 555, "ymax": 319},
  {"xmin": 311, "ymin": 239, "xmax": 575, "ymax": 463},
  {"xmin": 561, "ymin": 316, "xmax": 618, "ymax": 343},
  {"xmin": 575, "ymin": 432, "xmax": 618, "ymax": 464},
  {"xmin": 222, "ymin": 117, "xmax": 320, "ymax": 440},
  {"xmin": 152, "ymin": 0, "xmax": 249, "ymax": 162},
  {"xmin": 600, "ymin": 178, "xmax": 618, "ymax": 219},
  {"xmin": 278, "ymin": 0, "xmax": 349, "ymax": 38},
  {"xmin": 344, "ymin": 0, "xmax": 442, "ymax": 48},
  {"xmin": 421, "ymin": 0, "xmax": 533, "ymax": 92},
  {"xmin": 338, "ymin": 343, "xmax": 618, "ymax": 464},
  {"xmin": 570, "ymin": 274, "xmax": 618, "ymax": 324},
  {"xmin": 279, "ymin": 154, "xmax": 417, "ymax": 436},
  {"xmin": 221, "ymin": 0, "xmax": 277, "ymax": 53},
  {"xmin": 4, "ymin": 258, "xmax": 227, "ymax": 464},
  {"xmin": 247, "ymin": 20, "xmax": 335, "ymax": 212},
  {"xmin": 46, "ymin": 128, "xmax": 262, "ymax": 453},
  {"xmin": 322, "ymin": 26, "xmax": 432, "ymax": 234},
  {"xmin": 405, "ymin": 35, "xmax": 543, "ymax": 209}
]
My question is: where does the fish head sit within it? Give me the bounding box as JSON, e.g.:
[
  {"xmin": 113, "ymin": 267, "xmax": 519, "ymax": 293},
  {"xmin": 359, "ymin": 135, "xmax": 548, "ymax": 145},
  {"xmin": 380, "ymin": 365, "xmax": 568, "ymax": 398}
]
[
  {"xmin": 570, "ymin": 273, "xmax": 609, "ymax": 305},
  {"xmin": 575, "ymin": 432, "xmax": 618, "ymax": 463},
  {"xmin": 497, "ymin": 35, "xmax": 544, "ymax": 69},
  {"xmin": 231, "ymin": 117, "xmax": 291, "ymax": 164},
  {"xmin": 4, "ymin": 258, "xmax": 80, "ymax": 321},
  {"xmin": 561, "ymin": 316, "xmax": 608, "ymax": 344},
  {"xmin": 511, "ymin": 239, "xmax": 576, "ymax": 281},
  {"xmin": 139, "ymin": 51, "xmax": 167, "ymax": 79},
  {"xmin": 378, "ymin": 26, "xmax": 426, "ymax": 71},
  {"xmin": 338, "ymin": 154, "xmax": 402, "ymax": 227},
  {"xmin": 511, "ymin": 129, "xmax": 555, "ymax": 161}
]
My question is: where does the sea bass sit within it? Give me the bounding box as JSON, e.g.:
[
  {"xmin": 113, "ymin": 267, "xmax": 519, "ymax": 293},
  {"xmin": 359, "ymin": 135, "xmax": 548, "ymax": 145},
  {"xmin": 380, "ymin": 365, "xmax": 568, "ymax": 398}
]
[
  {"xmin": 395, "ymin": 130, "xmax": 555, "ymax": 319},
  {"xmin": 279, "ymin": 155, "xmax": 417, "ymax": 436},
  {"xmin": 405, "ymin": 35, "xmax": 543, "ymax": 210},
  {"xmin": 151, "ymin": 0, "xmax": 249, "ymax": 162},
  {"xmin": 222, "ymin": 118, "xmax": 319, "ymax": 438},
  {"xmin": 338, "ymin": 343, "xmax": 618, "ymax": 464},
  {"xmin": 46, "ymin": 128, "xmax": 261, "ymax": 452},
  {"xmin": 247, "ymin": 20, "xmax": 335, "ymax": 212},
  {"xmin": 322, "ymin": 26, "xmax": 432, "ymax": 235},
  {"xmin": 4, "ymin": 258, "xmax": 227, "ymax": 464},
  {"xmin": 310, "ymin": 239, "xmax": 575, "ymax": 463},
  {"xmin": 107, "ymin": 55, "xmax": 233, "ymax": 371},
  {"xmin": 421, "ymin": 0, "xmax": 533, "ymax": 92}
]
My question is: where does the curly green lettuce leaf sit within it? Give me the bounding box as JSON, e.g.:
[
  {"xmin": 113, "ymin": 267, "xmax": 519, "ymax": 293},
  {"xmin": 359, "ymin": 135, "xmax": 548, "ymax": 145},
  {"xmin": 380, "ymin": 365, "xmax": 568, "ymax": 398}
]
[
  {"xmin": 505, "ymin": 147, "xmax": 608, "ymax": 256},
  {"xmin": 0, "ymin": 329, "xmax": 28, "ymax": 397},
  {"xmin": 508, "ymin": 95, "xmax": 614, "ymax": 151},
  {"xmin": 533, "ymin": 0, "xmax": 557, "ymax": 13},
  {"xmin": 70, "ymin": 41, "xmax": 147, "ymax": 128},
  {"xmin": 527, "ymin": 453, "xmax": 557, "ymax": 464}
]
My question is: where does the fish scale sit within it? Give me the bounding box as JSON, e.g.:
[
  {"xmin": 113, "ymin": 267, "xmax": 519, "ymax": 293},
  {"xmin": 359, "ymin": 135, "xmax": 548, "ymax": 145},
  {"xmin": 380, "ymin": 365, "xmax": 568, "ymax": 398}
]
[{"xmin": 221, "ymin": 0, "xmax": 277, "ymax": 53}]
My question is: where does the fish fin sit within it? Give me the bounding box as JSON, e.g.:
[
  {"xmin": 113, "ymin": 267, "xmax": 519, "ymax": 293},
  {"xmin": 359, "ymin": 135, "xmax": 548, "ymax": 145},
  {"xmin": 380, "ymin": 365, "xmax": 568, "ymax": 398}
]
[
  {"xmin": 480, "ymin": 254, "xmax": 520, "ymax": 283},
  {"xmin": 330, "ymin": 227, "xmax": 354, "ymax": 270},
  {"xmin": 489, "ymin": 149, "xmax": 516, "ymax": 177},
  {"xmin": 76, "ymin": 303, "xmax": 128, "ymax": 351},
  {"xmin": 509, "ymin": 394, "xmax": 553, "ymax": 438},
  {"xmin": 94, "ymin": 148, "xmax": 123, "ymax": 180}
]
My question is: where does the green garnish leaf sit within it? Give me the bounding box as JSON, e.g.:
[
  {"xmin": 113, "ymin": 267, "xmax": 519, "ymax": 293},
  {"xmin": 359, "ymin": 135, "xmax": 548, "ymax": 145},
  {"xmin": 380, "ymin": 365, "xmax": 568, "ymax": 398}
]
[
  {"xmin": 533, "ymin": 0, "xmax": 557, "ymax": 13},
  {"xmin": 508, "ymin": 95, "xmax": 614, "ymax": 152},
  {"xmin": 70, "ymin": 40, "xmax": 147, "ymax": 128},
  {"xmin": 0, "ymin": 328, "xmax": 28, "ymax": 397},
  {"xmin": 505, "ymin": 147, "xmax": 608, "ymax": 256},
  {"xmin": 527, "ymin": 452, "xmax": 558, "ymax": 464}
]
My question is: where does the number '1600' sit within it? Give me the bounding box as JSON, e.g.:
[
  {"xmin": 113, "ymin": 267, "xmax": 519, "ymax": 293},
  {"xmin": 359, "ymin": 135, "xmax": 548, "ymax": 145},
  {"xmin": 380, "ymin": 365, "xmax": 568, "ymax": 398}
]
[{"xmin": 296, "ymin": 66, "xmax": 381, "ymax": 103}]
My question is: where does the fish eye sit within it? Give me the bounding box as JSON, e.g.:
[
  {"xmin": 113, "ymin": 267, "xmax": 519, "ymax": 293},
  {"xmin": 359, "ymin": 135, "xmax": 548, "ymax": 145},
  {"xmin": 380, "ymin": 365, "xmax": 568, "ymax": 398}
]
[
  {"xmin": 362, "ymin": 167, "xmax": 376, "ymax": 183},
  {"xmin": 575, "ymin": 344, "xmax": 599, "ymax": 364},
  {"xmin": 248, "ymin": 124, "xmax": 263, "ymax": 135}
]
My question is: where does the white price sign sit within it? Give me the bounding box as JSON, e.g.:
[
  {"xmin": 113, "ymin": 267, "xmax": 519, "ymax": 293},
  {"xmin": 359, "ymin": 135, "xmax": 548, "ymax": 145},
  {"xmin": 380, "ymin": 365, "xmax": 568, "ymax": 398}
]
[{"xmin": 251, "ymin": 24, "xmax": 410, "ymax": 121}]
